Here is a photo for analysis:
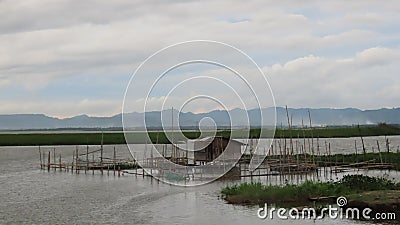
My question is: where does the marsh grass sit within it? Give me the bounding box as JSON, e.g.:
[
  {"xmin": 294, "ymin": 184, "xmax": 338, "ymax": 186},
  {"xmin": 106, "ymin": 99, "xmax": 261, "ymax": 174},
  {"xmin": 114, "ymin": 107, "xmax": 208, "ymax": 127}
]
[
  {"xmin": 314, "ymin": 152, "xmax": 400, "ymax": 170},
  {"xmin": 221, "ymin": 175, "xmax": 400, "ymax": 205}
]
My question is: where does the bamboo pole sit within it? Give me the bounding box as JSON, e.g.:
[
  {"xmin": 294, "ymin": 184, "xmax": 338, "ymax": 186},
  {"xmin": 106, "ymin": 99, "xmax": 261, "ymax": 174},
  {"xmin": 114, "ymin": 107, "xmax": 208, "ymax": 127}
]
[
  {"xmin": 39, "ymin": 146, "xmax": 42, "ymax": 169},
  {"xmin": 47, "ymin": 151, "xmax": 50, "ymax": 172},
  {"xmin": 66, "ymin": 152, "xmax": 69, "ymax": 172},
  {"xmin": 75, "ymin": 146, "xmax": 79, "ymax": 174},
  {"xmin": 354, "ymin": 140, "xmax": 358, "ymax": 163},
  {"xmin": 113, "ymin": 146, "xmax": 116, "ymax": 176},
  {"xmin": 72, "ymin": 150, "xmax": 75, "ymax": 173},
  {"xmin": 134, "ymin": 152, "xmax": 137, "ymax": 177},
  {"xmin": 53, "ymin": 147, "xmax": 56, "ymax": 171},
  {"xmin": 356, "ymin": 124, "xmax": 366, "ymax": 155},
  {"xmin": 171, "ymin": 107, "xmax": 174, "ymax": 160},
  {"xmin": 142, "ymin": 155, "xmax": 145, "ymax": 178},
  {"xmin": 118, "ymin": 165, "xmax": 121, "ymax": 177},
  {"xmin": 385, "ymin": 136, "xmax": 390, "ymax": 153},
  {"xmin": 86, "ymin": 145, "xmax": 89, "ymax": 174},
  {"xmin": 150, "ymin": 146, "xmax": 153, "ymax": 176},
  {"xmin": 328, "ymin": 142, "xmax": 331, "ymax": 157},
  {"xmin": 144, "ymin": 142, "xmax": 148, "ymax": 167},
  {"xmin": 300, "ymin": 119, "xmax": 307, "ymax": 165},
  {"xmin": 65, "ymin": 153, "xmax": 68, "ymax": 172},
  {"xmin": 308, "ymin": 110, "xmax": 315, "ymax": 165},
  {"xmin": 92, "ymin": 153, "xmax": 95, "ymax": 175},
  {"xmin": 295, "ymin": 134, "xmax": 299, "ymax": 163},
  {"xmin": 101, "ymin": 132, "xmax": 104, "ymax": 175},
  {"xmin": 42, "ymin": 151, "xmax": 45, "ymax": 170},
  {"xmin": 283, "ymin": 135, "xmax": 287, "ymax": 161},
  {"xmin": 377, "ymin": 140, "xmax": 383, "ymax": 164},
  {"xmin": 285, "ymin": 106, "xmax": 294, "ymax": 157},
  {"xmin": 324, "ymin": 140, "xmax": 328, "ymax": 172},
  {"xmin": 361, "ymin": 136, "xmax": 366, "ymax": 155},
  {"xmin": 59, "ymin": 153, "xmax": 62, "ymax": 171}
]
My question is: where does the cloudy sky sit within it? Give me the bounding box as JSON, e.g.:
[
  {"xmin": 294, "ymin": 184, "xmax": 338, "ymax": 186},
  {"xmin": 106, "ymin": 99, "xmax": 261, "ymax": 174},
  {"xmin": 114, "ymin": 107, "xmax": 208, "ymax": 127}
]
[{"xmin": 1, "ymin": 0, "xmax": 399, "ymax": 118}]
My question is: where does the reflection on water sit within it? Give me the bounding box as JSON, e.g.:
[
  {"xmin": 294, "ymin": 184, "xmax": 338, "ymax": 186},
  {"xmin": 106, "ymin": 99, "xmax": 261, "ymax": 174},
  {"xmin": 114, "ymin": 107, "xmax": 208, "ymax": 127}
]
[{"xmin": 1, "ymin": 136, "xmax": 399, "ymax": 224}]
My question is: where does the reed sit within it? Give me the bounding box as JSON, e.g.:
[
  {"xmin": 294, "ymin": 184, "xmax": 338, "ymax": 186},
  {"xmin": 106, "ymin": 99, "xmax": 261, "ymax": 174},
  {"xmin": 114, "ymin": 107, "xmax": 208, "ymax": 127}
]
[{"xmin": 221, "ymin": 175, "xmax": 400, "ymax": 205}]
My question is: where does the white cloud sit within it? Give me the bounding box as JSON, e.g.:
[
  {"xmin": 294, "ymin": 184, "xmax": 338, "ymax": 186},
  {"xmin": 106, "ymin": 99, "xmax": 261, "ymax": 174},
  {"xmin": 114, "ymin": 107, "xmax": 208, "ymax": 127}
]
[
  {"xmin": 0, "ymin": 0, "xmax": 399, "ymax": 115},
  {"xmin": 265, "ymin": 47, "xmax": 400, "ymax": 109}
]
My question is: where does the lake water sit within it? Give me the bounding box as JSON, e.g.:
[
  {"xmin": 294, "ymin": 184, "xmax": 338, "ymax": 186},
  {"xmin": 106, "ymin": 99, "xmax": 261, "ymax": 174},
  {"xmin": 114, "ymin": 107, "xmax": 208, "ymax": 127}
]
[{"xmin": 1, "ymin": 136, "xmax": 399, "ymax": 224}]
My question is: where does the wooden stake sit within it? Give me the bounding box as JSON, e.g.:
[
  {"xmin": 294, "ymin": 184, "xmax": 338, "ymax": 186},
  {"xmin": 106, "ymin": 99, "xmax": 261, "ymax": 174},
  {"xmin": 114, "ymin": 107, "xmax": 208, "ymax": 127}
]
[
  {"xmin": 47, "ymin": 151, "xmax": 50, "ymax": 172},
  {"xmin": 134, "ymin": 152, "xmax": 137, "ymax": 177},
  {"xmin": 113, "ymin": 146, "xmax": 116, "ymax": 176},
  {"xmin": 308, "ymin": 110, "xmax": 315, "ymax": 164},
  {"xmin": 301, "ymin": 119, "xmax": 307, "ymax": 163},
  {"xmin": 101, "ymin": 132, "xmax": 104, "ymax": 175},
  {"xmin": 377, "ymin": 140, "xmax": 383, "ymax": 164},
  {"xmin": 285, "ymin": 106, "xmax": 294, "ymax": 156},
  {"xmin": 71, "ymin": 151, "xmax": 74, "ymax": 174},
  {"xmin": 354, "ymin": 140, "xmax": 358, "ymax": 159},
  {"xmin": 53, "ymin": 147, "xmax": 56, "ymax": 171},
  {"xmin": 42, "ymin": 151, "xmax": 45, "ymax": 170},
  {"xmin": 86, "ymin": 145, "xmax": 89, "ymax": 174},
  {"xmin": 385, "ymin": 136, "xmax": 390, "ymax": 153},
  {"xmin": 118, "ymin": 165, "xmax": 120, "ymax": 177},
  {"xmin": 92, "ymin": 153, "xmax": 95, "ymax": 175},
  {"xmin": 39, "ymin": 146, "xmax": 42, "ymax": 169},
  {"xmin": 171, "ymin": 107, "xmax": 174, "ymax": 159},
  {"xmin": 361, "ymin": 136, "xmax": 366, "ymax": 155},
  {"xmin": 75, "ymin": 146, "xmax": 79, "ymax": 174}
]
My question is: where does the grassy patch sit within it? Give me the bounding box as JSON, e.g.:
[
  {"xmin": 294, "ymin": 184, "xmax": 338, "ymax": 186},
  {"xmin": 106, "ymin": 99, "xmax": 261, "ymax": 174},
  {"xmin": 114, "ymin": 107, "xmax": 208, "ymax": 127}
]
[
  {"xmin": 314, "ymin": 152, "xmax": 400, "ymax": 170},
  {"xmin": 221, "ymin": 175, "xmax": 400, "ymax": 205},
  {"xmin": 274, "ymin": 123, "xmax": 400, "ymax": 139},
  {"xmin": 347, "ymin": 190, "xmax": 400, "ymax": 205}
]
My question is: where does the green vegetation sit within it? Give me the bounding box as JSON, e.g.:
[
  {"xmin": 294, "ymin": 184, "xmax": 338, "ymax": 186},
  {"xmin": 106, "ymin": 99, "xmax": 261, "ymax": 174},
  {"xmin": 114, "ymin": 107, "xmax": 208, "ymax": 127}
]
[
  {"xmin": 347, "ymin": 190, "xmax": 400, "ymax": 205},
  {"xmin": 221, "ymin": 175, "xmax": 400, "ymax": 205},
  {"xmin": 272, "ymin": 123, "xmax": 400, "ymax": 139},
  {"xmin": 0, "ymin": 132, "xmax": 127, "ymax": 146},
  {"xmin": 0, "ymin": 124, "xmax": 399, "ymax": 146},
  {"xmin": 314, "ymin": 152, "xmax": 400, "ymax": 170}
]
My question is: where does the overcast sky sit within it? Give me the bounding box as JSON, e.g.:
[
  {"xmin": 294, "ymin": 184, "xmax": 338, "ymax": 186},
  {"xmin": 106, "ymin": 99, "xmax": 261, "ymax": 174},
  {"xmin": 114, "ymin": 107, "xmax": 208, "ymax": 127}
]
[{"xmin": 1, "ymin": 0, "xmax": 399, "ymax": 118}]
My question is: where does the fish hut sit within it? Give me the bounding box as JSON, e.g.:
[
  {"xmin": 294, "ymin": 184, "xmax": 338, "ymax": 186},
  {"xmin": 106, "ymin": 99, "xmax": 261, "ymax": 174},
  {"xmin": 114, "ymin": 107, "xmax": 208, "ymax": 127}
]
[{"xmin": 186, "ymin": 137, "xmax": 243, "ymax": 165}]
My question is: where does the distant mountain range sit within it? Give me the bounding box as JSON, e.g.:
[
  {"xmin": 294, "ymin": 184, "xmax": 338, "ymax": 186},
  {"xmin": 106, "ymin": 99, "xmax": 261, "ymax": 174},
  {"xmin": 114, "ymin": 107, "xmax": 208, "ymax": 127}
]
[{"xmin": 0, "ymin": 107, "xmax": 399, "ymax": 130}]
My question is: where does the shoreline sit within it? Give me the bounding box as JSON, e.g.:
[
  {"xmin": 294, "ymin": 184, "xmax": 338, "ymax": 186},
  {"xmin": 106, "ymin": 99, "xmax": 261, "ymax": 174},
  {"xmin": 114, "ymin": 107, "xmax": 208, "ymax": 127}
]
[
  {"xmin": 221, "ymin": 175, "xmax": 400, "ymax": 220},
  {"xmin": 0, "ymin": 124, "xmax": 399, "ymax": 146}
]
